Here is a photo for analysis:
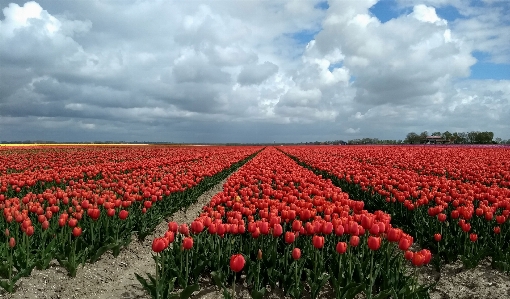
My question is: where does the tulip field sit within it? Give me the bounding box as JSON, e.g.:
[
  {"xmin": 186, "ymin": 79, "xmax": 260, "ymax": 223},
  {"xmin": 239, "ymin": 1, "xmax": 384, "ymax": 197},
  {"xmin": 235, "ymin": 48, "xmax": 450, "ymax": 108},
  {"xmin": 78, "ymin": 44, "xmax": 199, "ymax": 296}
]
[{"xmin": 1, "ymin": 145, "xmax": 510, "ymax": 298}]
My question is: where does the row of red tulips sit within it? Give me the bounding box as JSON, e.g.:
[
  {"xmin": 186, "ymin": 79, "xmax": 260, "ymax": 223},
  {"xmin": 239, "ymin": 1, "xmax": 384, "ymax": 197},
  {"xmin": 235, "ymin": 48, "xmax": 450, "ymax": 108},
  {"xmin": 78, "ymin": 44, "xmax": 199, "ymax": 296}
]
[
  {"xmin": 141, "ymin": 147, "xmax": 432, "ymax": 299},
  {"xmin": 1, "ymin": 146, "xmax": 258, "ymax": 198},
  {"xmin": 0, "ymin": 146, "xmax": 261, "ymax": 293},
  {"xmin": 324, "ymin": 146, "xmax": 510, "ymax": 187},
  {"xmin": 280, "ymin": 146, "xmax": 510, "ymax": 272}
]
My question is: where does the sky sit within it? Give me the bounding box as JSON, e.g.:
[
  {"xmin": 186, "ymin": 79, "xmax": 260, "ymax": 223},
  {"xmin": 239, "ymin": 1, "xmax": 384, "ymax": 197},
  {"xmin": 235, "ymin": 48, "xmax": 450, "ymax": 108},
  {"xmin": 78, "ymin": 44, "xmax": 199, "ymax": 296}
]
[{"xmin": 0, "ymin": 0, "xmax": 509, "ymax": 143}]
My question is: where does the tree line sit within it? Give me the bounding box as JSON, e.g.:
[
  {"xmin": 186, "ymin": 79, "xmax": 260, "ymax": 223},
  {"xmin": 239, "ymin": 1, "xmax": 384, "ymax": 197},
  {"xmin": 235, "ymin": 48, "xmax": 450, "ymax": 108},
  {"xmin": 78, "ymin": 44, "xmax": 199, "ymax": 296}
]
[
  {"xmin": 403, "ymin": 131, "xmax": 504, "ymax": 144},
  {"xmin": 315, "ymin": 131, "xmax": 510, "ymax": 145}
]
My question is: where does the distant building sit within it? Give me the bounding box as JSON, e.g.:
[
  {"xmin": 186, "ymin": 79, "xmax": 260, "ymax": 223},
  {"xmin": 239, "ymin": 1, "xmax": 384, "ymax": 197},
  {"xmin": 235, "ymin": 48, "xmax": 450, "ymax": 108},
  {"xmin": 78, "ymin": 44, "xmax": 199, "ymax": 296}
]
[{"xmin": 422, "ymin": 136, "xmax": 449, "ymax": 144}]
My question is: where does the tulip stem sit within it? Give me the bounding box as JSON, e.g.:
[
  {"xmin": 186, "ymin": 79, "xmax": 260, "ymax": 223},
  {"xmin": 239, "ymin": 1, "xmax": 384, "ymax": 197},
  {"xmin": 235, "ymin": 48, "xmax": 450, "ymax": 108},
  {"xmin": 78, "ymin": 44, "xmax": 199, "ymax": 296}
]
[
  {"xmin": 155, "ymin": 254, "xmax": 159, "ymax": 299},
  {"xmin": 367, "ymin": 251, "xmax": 374, "ymax": 299},
  {"xmin": 91, "ymin": 221, "xmax": 95, "ymax": 248},
  {"xmin": 25, "ymin": 233, "xmax": 29, "ymax": 269},
  {"xmin": 294, "ymin": 261, "xmax": 299, "ymax": 294},
  {"xmin": 185, "ymin": 250, "xmax": 189, "ymax": 287},
  {"xmin": 8, "ymin": 246, "xmax": 13, "ymax": 282},
  {"xmin": 232, "ymin": 273, "xmax": 236, "ymax": 298},
  {"xmin": 348, "ymin": 246, "xmax": 352, "ymax": 281},
  {"xmin": 337, "ymin": 253, "xmax": 341, "ymax": 280},
  {"xmin": 413, "ymin": 266, "xmax": 417, "ymax": 294},
  {"xmin": 256, "ymin": 260, "xmax": 260, "ymax": 290}
]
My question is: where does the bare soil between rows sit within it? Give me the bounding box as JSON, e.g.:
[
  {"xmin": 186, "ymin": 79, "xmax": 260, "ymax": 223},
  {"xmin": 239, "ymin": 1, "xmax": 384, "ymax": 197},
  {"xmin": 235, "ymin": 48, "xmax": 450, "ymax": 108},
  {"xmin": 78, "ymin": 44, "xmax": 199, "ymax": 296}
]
[{"xmin": 1, "ymin": 175, "xmax": 509, "ymax": 299}]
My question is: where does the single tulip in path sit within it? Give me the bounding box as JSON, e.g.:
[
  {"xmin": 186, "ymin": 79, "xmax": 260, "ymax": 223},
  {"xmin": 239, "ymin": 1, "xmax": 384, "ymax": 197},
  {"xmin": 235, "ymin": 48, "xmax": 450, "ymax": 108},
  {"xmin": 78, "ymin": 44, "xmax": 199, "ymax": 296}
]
[{"xmin": 1, "ymin": 145, "xmax": 510, "ymax": 298}]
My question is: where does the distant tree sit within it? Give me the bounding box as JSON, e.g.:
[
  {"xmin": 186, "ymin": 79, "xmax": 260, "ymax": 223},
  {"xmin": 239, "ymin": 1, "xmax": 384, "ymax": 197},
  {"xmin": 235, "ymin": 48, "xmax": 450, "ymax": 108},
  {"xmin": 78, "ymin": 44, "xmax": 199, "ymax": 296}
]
[
  {"xmin": 405, "ymin": 132, "xmax": 420, "ymax": 144},
  {"xmin": 431, "ymin": 132, "xmax": 441, "ymax": 136},
  {"xmin": 458, "ymin": 132, "xmax": 467, "ymax": 143},
  {"xmin": 442, "ymin": 131, "xmax": 453, "ymax": 142},
  {"xmin": 475, "ymin": 131, "xmax": 494, "ymax": 144},
  {"xmin": 419, "ymin": 131, "xmax": 429, "ymax": 139},
  {"xmin": 467, "ymin": 131, "xmax": 477, "ymax": 144}
]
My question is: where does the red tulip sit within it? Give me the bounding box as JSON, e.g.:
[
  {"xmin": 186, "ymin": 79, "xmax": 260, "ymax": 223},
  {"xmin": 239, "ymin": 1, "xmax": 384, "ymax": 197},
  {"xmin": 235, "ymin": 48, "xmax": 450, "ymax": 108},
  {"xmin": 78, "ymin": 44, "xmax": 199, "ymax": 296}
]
[
  {"xmin": 285, "ymin": 231, "xmax": 295, "ymax": 244},
  {"xmin": 42, "ymin": 220, "xmax": 50, "ymax": 230},
  {"xmin": 404, "ymin": 250, "xmax": 413, "ymax": 261},
  {"xmin": 387, "ymin": 228, "xmax": 402, "ymax": 242},
  {"xmin": 367, "ymin": 236, "xmax": 381, "ymax": 251},
  {"xmin": 349, "ymin": 235, "xmax": 360, "ymax": 247},
  {"xmin": 335, "ymin": 224, "xmax": 345, "ymax": 236},
  {"xmin": 361, "ymin": 214, "xmax": 374, "ymax": 230},
  {"xmin": 259, "ymin": 221, "xmax": 269, "ymax": 235},
  {"xmin": 230, "ymin": 254, "xmax": 245, "ymax": 272},
  {"xmin": 469, "ymin": 233, "xmax": 478, "ymax": 242},
  {"xmin": 182, "ymin": 237, "xmax": 193, "ymax": 250},
  {"xmin": 336, "ymin": 242, "xmax": 347, "ymax": 254},
  {"xmin": 152, "ymin": 237, "xmax": 168, "ymax": 253},
  {"xmin": 168, "ymin": 222, "xmax": 178, "ymax": 232},
  {"xmin": 9, "ymin": 237, "xmax": 15, "ymax": 248},
  {"xmin": 398, "ymin": 236, "xmax": 412, "ymax": 251},
  {"xmin": 494, "ymin": 226, "xmax": 501, "ymax": 234},
  {"xmin": 26, "ymin": 226, "xmax": 34, "ymax": 236},
  {"xmin": 72, "ymin": 227, "xmax": 82, "ymax": 237},
  {"xmin": 369, "ymin": 224, "xmax": 380, "ymax": 236},
  {"xmin": 321, "ymin": 222, "xmax": 333, "ymax": 235},
  {"xmin": 68, "ymin": 218, "xmax": 78, "ymax": 228},
  {"xmin": 420, "ymin": 249, "xmax": 432, "ymax": 264},
  {"xmin": 164, "ymin": 231, "xmax": 175, "ymax": 243},
  {"xmin": 191, "ymin": 220, "xmax": 204, "ymax": 234},
  {"xmin": 437, "ymin": 213, "xmax": 447, "ymax": 222},
  {"xmin": 251, "ymin": 227, "xmax": 260, "ymax": 239},
  {"xmin": 434, "ymin": 233, "xmax": 441, "ymax": 242},
  {"xmin": 292, "ymin": 220, "xmax": 302, "ymax": 232},
  {"xmin": 119, "ymin": 210, "xmax": 129, "ymax": 220},
  {"xmin": 179, "ymin": 224, "xmax": 190, "ymax": 236},
  {"xmin": 272, "ymin": 224, "xmax": 283, "ymax": 237},
  {"xmin": 412, "ymin": 252, "xmax": 425, "ymax": 267},
  {"xmin": 292, "ymin": 248, "xmax": 301, "ymax": 260},
  {"xmin": 312, "ymin": 235, "xmax": 325, "ymax": 249}
]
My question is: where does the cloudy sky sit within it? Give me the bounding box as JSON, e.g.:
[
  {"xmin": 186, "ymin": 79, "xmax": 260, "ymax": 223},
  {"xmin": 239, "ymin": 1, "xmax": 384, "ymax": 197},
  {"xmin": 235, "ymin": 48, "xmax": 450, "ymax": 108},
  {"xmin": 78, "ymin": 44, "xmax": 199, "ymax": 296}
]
[{"xmin": 0, "ymin": 0, "xmax": 509, "ymax": 143}]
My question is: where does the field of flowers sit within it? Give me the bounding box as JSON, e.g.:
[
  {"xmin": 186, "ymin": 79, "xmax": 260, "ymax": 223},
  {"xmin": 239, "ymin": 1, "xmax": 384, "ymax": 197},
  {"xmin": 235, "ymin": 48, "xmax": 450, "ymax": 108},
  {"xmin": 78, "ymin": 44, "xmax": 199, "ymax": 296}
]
[
  {"xmin": 1, "ymin": 145, "xmax": 509, "ymax": 299},
  {"xmin": 0, "ymin": 145, "xmax": 260, "ymax": 293}
]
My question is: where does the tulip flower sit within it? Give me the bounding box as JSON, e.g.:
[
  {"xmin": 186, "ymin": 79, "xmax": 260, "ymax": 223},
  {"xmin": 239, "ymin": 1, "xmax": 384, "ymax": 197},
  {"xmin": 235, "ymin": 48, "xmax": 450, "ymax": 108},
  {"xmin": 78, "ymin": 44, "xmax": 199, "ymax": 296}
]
[
  {"xmin": 285, "ymin": 231, "xmax": 295, "ymax": 244},
  {"xmin": 336, "ymin": 242, "xmax": 347, "ymax": 254},
  {"xmin": 292, "ymin": 248, "xmax": 301, "ymax": 260},
  {"xmin": 434, "ymin": 233, "xmax": 441, "ymax": 242},
  {"xmin": 367, "ymin": 236, "xmax": 381, "ymax": 251},
  {"xmin": 152, "ymin": 237, "xmax": 168, "ymax": 253},
  {"xmin": 312, "ymin": 235, "xmax": 325, "ymax": 249},
  {"xmin": 119, "ymin": 210, "xmax": 129, "ymax": 220},
  {"xmin": 182, "ymin": 237, "xmax": 193, "ymax": 250},
  {"xmin": 230, "ymin": 254, "xmax": 245, "ymax": 273},
  {"xmin": 9, "ymin": 237, "xmax": 15, "ymax": 248},
  {"xmin": 349, "ymin": 235, "xmax": 360, "ymax": 247}
]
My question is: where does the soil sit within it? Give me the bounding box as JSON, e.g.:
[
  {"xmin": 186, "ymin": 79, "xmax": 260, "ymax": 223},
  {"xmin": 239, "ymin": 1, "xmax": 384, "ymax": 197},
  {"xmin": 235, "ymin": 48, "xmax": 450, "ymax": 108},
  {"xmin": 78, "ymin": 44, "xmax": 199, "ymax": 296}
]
[{"xmin": 1, "ymin": 175, "xmax": 510, "ymax": 299}]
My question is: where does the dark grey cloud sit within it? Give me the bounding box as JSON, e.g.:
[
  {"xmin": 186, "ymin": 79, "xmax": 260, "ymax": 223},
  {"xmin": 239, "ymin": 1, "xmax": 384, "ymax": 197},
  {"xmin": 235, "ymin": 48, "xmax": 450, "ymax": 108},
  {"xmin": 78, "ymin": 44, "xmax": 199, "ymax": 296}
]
[
  {"xmin": 237, "ymin": 62, "xmax": 279, "ymax": 85},
  {"xmin": 173, "ymin": 55, "xmax": 231, "ymax": 84}
]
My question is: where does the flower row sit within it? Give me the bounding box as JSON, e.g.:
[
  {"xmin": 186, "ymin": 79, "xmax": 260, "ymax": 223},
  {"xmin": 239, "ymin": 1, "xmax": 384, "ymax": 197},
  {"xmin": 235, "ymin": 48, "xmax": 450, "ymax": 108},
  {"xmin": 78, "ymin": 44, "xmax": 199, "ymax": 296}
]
[
  {"xmin": 144, "ymin": 147, "xmax": 430, "ymax": 299},
  {"xmin": 280, "ymin": 146, "xmax": 510, "ymax": 271}
]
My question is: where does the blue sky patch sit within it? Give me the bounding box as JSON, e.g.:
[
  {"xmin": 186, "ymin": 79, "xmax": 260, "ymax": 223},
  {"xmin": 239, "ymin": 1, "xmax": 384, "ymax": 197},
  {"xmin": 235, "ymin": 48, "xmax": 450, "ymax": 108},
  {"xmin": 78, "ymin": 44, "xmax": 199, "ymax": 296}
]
[
  {"xmin": 369, "ymin": 0, "xmax": 406, "ymax": 23},
  {"xmin": 290, "ymin": 29, "xmax": 319, "ymax": 45},
  {"xmin": 436, "ymin": 5, "xmax": 463, "ymax": 21},
  {"xmin": 328, "ymin": 62, "xmax": 343, "ymax": 72},
  {"xmin": 470, "ymin": 52, "xmax": 510, "ymax": 80},
  {"xmin": 314, "ymin": 1, "xmax": 329, "ymax": 10}
]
